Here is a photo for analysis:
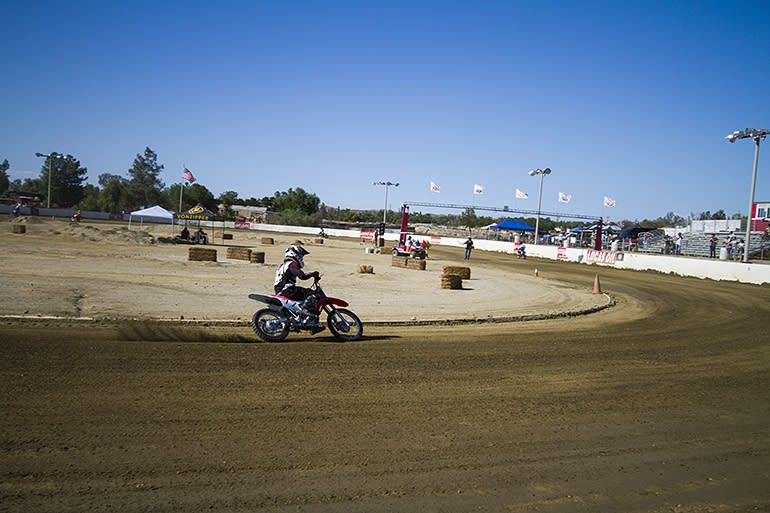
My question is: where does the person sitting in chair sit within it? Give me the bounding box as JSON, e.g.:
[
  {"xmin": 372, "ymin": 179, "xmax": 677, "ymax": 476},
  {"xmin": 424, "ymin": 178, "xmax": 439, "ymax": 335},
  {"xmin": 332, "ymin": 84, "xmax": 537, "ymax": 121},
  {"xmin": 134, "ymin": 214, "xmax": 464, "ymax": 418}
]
[
  {"xmin": 180, "ymin": 226, "xmax": 190, "ymax": 240},
  {"xmin": 194, "ymin": 228, "xmax": 208, "ymax": 244}
]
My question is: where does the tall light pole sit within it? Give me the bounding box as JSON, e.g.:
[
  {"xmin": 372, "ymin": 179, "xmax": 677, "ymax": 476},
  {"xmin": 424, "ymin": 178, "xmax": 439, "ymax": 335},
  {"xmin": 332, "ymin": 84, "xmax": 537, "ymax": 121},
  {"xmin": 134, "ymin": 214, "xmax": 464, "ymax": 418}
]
[
  {"xmin": 373, "ymin": 181, "xmax": 399, "ymax": 224},
  {"xmin": 726, "ymin": 128, "xmax": 769, "ymax": 263},
  {"xmin": 35, "ymin": 152, "xmax": 65, "ymax": 208},
  {"xmin": 528, "ymin": 168, "xmax": 551, "ymax": 244}
]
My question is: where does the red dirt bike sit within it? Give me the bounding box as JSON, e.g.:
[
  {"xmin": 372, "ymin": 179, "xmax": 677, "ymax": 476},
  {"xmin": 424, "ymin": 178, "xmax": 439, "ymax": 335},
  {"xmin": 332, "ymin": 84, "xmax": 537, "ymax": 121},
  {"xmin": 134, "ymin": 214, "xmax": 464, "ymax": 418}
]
[{"xmin": 248, "ymin": 275, "xmax": 363, "ymax": 342}]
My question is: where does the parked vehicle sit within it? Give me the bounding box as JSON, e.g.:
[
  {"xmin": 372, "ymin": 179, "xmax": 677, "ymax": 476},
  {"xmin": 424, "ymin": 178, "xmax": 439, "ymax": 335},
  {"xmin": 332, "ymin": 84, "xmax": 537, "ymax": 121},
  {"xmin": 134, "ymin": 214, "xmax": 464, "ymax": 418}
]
[
  {"xmin": 391, "ymin": 244, "xmax": 426, "ymax": 259},
  {"xmin": 248, "ymin": 275, "xmax": 362, "ymax": 342}
]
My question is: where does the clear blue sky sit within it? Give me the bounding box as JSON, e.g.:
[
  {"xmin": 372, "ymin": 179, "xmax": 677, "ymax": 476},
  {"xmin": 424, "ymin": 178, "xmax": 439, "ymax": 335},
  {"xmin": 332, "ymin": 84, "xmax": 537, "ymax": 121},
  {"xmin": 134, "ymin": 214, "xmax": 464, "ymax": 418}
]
[{"xmin": 2, "ymin": 0, "xmax": 769, "ymax": 222}]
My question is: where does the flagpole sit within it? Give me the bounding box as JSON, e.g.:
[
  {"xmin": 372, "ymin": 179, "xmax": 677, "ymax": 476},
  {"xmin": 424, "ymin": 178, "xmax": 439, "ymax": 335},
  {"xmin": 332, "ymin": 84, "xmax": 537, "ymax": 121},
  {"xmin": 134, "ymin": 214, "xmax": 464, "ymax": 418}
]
[
  {"xmin": 177, "ymin": 165, "xmax": 186, "ymax": 236},
  {"xmin": 179, "ymin": 164, "xmax": 185, "ymax": 213}
]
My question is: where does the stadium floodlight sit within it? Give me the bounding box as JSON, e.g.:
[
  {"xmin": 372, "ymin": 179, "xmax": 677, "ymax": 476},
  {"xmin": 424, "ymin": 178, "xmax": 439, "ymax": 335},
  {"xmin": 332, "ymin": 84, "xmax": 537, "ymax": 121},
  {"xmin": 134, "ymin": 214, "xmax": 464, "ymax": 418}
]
[
  {"xmin": 373, "ymin": 181, "xmax": 399, "ymax": 224},
  {"xmin": 725, "ymin": 128, "xmax": 770, "ymax": 262},
  {"xmin": 529, "ymin": 168, "xmax": 552, "ymax": 245},
  {"xmin": 35, "ymin": 152, "xmax": 66, "ymax": 208}
]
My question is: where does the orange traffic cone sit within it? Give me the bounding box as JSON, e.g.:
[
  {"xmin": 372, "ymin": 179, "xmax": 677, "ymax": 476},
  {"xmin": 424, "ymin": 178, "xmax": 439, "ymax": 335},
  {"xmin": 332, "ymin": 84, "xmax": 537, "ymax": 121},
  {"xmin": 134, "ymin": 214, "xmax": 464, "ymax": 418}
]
[
  {"xmin": 534, "ymin": 268, "xmax": 539, "ymax": 277},
  {"xmin": 592, "ymin": 273, "xmax": 602, "ymax": 294}
]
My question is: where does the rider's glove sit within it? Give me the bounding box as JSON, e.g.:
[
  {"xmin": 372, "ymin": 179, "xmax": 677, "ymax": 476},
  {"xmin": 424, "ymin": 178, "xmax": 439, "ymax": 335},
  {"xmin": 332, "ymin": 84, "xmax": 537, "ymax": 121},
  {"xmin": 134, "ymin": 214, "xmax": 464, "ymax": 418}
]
[{"xmin": 312, "ymin": 271, "xmax": 320, "ymax": 279}]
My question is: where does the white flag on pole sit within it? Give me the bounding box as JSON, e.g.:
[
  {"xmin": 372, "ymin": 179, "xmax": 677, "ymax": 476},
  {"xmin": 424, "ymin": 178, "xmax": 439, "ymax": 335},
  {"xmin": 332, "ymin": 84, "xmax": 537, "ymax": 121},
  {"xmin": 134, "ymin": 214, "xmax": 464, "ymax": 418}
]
[
  {"xmin": 558, "ymin": 192, "xmax": 572, "ymax": 203},
  {"xmin": 430, "ymin": 181, "xmax": 440, "ymax": 193},
  {"xmin": 515, "ymin": 188, "xmax": 528, "ymax": 199},
  {"xmin": 473, "ymin": 184, "xmax": 485, "ymax": 195},
  {"xmin": 603, "ymin": 196, "xmax": 616, "ymax": 207}
]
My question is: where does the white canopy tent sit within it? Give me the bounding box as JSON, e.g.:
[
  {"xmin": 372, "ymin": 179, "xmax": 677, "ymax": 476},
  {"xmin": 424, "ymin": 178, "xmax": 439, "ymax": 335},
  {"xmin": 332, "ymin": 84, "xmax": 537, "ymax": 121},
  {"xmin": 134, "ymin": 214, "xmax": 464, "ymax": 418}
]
[{"xmin": 128, "ymin": 205, "xmax": 174, "ymax": 231}]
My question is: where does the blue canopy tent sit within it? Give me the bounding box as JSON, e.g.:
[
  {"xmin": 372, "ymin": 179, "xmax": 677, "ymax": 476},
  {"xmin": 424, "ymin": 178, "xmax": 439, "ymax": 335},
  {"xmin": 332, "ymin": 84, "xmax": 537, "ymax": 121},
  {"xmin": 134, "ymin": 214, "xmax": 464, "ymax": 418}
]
[{"xmin": 489, "ymin": 220, "xmax": 535, "ymax": 231}]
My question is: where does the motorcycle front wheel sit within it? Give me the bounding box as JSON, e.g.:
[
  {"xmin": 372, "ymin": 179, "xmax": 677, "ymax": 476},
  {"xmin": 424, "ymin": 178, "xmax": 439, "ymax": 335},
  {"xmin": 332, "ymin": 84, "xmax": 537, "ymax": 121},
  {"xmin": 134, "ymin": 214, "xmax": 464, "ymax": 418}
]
[
  {"xmin": 327, "ymin": 308, "xmax": 363, "ymax": 341},
  {"xmin": 252, "ymin": 309, "xmax": 289, "ymax": 342}
]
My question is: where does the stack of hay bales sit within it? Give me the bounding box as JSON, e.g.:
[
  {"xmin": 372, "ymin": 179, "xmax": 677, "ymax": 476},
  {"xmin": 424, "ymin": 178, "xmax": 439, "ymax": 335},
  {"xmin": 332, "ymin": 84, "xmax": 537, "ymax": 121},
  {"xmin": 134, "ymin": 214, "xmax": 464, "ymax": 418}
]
[
  {"xmin": 392, "ymin": 255, "xmax": 409, "ymax": 268},
  {"xmin": 226, "ymin": 247, "xmax": 252, "ymax": 261},
  {"xmin": 250, "ymin": 251, "xmax": 265, "ymax": 264},
  {"xmin": 442, "ymin": 266, "xmax": 471, "ymax": 279},
  {"xmin": 407, "ymin": 259, "xmax": 426, "ymax": 270},
  {"xmin": 441, "ymin": 265, "xmax": 470, "ymax": 289},
  {"xmin": 357, "ymin": 264, "xmax": 374, "ymax": 274},
  {"xmin": 261, "ymin": 237, "xmax": 274, "ymax": 245},
  {"xmin": 189, "ymin": 247, "xmax": 217, "ymax": 262},
  {"xmin": 222, "ymin": 233, "xmax": 233, "ymax": 240},
  {"xmin": 12, "ymin": 225, "xmax": 26, "ymax": 234},
  {"xmin": 391, "ymin": 256, "xmax": 426, "ymax": 270}
]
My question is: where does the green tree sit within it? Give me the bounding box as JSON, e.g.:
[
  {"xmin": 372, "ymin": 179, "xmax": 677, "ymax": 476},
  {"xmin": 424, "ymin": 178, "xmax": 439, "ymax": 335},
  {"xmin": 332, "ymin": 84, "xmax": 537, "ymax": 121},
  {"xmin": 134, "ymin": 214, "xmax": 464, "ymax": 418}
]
[
  {"xmin": 127, "ymin": 147, "xmax": 164, "ymax": 208},
  {"xmin": 38, "ymin": 153, "xmax": 88, "ymax": 207},
  {"xmin": 166, "ymin": 182, "xmax": 217, "ymax": 212},
  {"xmin": 0, "ymin": 159, "xmax": 9, "ymax": 194},
  {"xmin": 78, "ymin": 184, "xmax": 101, "ymax": 210},
  {"xmin": 218, "ymin": 190, "xmax": 239, "ymax": 220},
  {"xmin": 278, "ymin": 208, "xmax": 320, "ymax": 227},
  {"xmin": 459, "ymin": 207, "xmax": 481, "ymax": 229},
  {"xmin": 98, "ymin": 173, "xmax": 131, "ymax": 213},
  {"xmin": 271, "ymin": 188, "xmax": 320, "ymax": 216}
]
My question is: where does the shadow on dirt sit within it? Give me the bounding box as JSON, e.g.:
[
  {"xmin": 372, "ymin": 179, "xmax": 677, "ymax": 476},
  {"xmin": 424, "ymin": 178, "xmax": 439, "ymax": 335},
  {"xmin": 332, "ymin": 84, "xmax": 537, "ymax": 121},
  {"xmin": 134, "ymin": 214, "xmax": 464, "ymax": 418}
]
[{"xmin": 115, "ymin": 321, "xmax": 398, "ymax": 344}]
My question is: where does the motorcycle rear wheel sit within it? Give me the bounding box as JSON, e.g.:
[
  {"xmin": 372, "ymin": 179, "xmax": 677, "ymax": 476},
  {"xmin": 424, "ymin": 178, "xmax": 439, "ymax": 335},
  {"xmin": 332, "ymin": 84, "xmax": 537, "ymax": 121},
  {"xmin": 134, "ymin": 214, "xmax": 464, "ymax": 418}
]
[
  {"xmin": 252, "ymin": 309, "xmax": 289, "ymax": 342},
  {"xmin": 327, "ymin": 308, "xmax": 363, "ymax": 341}
]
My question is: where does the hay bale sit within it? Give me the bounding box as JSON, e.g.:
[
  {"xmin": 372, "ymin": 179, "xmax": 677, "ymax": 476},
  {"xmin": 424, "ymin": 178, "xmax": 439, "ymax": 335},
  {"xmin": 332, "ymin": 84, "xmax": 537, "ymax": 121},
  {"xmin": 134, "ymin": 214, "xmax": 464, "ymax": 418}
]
[
  {"xmin": 250, "ymin": 251, "xmax": 265, "ymax": 264},
  {"xmin": 442, "ymin": 265, "xmax": 471, "ymax": 279},
  {"xmin": 315, "ymin": 238, "xmax": 324, "ymax": 244},
  {"xmin": 392, "ymin": 255, "xmax": 408, "ymax": 268},
  {"xmin": 261, "ymin": 237, "xmax": 274, "ymax": 245},
  {"xmin": 406, "ymin": 259, "xmax": 426, "ymax": 270},
  {"xmin": 226, "ymin": 247, "xmax": 252, "ymax": 261},
  {"xmin": 441, "ymin": 275, "xmax": 463, "ymax": 289},
  {"xmin": 357, "ymin": 264, "xmax": 374, "ymax": 274},
  {"xmin": 12, "ymin": 224, "xmax": 26, "ymax": 234},
  {"xmin": 222, "ymin": 233, "xmax": 233, "ymax": 240},
  {"xmin": 188, "ymin": 247, "xmax": 217, "ymax": 262}
]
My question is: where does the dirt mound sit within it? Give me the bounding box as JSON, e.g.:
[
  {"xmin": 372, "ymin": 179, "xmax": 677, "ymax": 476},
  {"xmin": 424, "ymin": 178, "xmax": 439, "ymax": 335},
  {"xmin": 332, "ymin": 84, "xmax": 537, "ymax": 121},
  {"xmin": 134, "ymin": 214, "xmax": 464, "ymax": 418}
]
[
  {"xmin": 56, "ymin": 224, "xmax": 157, "ymax": 244},
  {"xmin": 9, "ymin": 216, "xmax": 43, "ymax": 224}
]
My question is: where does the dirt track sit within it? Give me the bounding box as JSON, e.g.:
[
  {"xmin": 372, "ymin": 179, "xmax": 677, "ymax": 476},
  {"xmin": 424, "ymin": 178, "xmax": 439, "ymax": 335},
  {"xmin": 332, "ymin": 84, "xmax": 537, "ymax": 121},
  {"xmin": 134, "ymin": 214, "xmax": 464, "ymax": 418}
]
[{"xmin": 1, "ymin": 222, "xmax": 769, "ymax": 512}]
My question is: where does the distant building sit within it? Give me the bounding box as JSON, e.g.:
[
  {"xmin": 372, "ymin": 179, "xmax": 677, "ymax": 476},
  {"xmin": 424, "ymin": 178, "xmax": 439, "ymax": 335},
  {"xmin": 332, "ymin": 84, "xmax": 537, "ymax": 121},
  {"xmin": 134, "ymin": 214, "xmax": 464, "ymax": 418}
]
[{"xmin": 219, "ymin": 204, "xmax": 273, "ymax": 223}]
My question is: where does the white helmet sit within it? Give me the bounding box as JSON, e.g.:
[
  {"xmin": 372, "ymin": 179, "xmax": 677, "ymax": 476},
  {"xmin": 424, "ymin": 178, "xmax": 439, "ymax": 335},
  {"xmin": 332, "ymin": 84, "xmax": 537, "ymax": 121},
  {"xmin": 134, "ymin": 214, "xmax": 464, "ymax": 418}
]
[{"xmin": 284, "ymin": 245, "xmax": 309, "ymax": 268}]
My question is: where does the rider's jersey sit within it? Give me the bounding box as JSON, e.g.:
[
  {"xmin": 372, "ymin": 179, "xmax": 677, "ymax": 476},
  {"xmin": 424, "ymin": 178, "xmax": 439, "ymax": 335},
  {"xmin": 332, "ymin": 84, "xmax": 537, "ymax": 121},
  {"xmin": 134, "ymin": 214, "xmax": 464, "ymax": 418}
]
[{"xmin": 274, "ymin": 260, "xmax": 312, "ymax": 295}]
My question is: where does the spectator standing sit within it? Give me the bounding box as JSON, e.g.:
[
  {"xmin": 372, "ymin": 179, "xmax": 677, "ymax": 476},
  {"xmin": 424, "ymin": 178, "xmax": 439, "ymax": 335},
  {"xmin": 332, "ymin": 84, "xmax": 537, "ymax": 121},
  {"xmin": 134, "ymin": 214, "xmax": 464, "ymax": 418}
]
[
  {"xmin": 464, "ymin": 237, "xmax": 474, "ymax": 260},
  {"xmin": 709, "ymin": 234, "xmax": 718, "ymax": 258},
  {"xmin": 675, "ymin": 233, "xmax": 683, "ymax": 255},
  {"xmin": 727, "ymin": 236, "xmax": 737, "ymax": 260}
]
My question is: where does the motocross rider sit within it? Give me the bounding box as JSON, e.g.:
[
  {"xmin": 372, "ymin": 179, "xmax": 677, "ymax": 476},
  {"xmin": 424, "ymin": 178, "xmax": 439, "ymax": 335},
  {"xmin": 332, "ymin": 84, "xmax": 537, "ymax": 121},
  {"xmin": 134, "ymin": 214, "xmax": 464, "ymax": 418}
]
[{"xmin": 274, "ymin": 245, "xmax": 319, "ymax": 318}]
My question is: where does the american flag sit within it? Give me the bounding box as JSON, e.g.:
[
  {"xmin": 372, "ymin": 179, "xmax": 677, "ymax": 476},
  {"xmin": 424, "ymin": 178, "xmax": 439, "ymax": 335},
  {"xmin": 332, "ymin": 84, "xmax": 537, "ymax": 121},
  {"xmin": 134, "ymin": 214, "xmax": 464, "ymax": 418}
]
[
  {"xmin": 516, "ymin": 188, "xmax": 528, "ymax": 199},
  {"xmin": 182, "ymin": 168, "xmax": 196, "ymax": 183},
  {"xmin": 430, "ymin": 181, "xmax": 440, "ymax": 193},
  {"xmin": 603, "ymin": 196, "xmax": 616, "ymax": 207},
  {"xmin": 558, "ymin": 192, "xmax": 572, "ymax": 203},
  {"xmin": 473, "ymin": 184, "xmax": 485, "ymax": 195}
]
